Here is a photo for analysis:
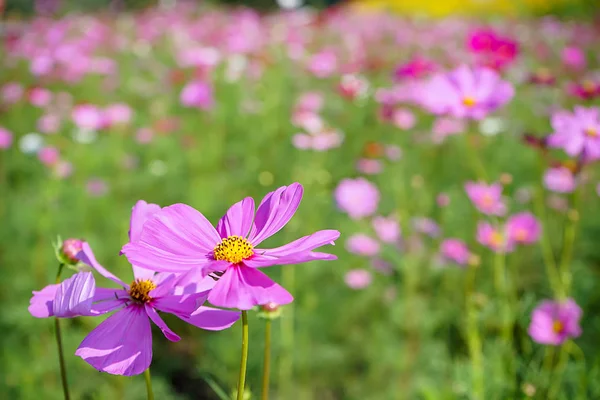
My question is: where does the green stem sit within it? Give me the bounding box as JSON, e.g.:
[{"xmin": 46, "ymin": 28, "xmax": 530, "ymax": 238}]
[
  {"xmin": 558, "ymin": 187, "xmax": 582, "ymax": 297},
  {"xmin": 548, "ymin": 343, "xmax": 569, "ymax": 399},
  {"xmin": 465, "ymin": 265, "xmax": 484, "ymax": 400},
  {"xmin": 279, "ymin": 267, "xmax": 294, "ymax": 397},
  {"xmin": 261, "ymin": 319, "xmax": 272, "ymax": 400},
  {"xmin": 54, "ymin": 263, "xmax": 70, "ymax": 400},
  {"xmin": 533, "ymin": 183, "xmax": 561, "ymax": 297},
  {"xmin": 143, "ymin": 368, "xmax": 154, "ymax": 400},
  {"xmin": 237, "ymin": 310, "xmax": 249, "ymax": 400}
]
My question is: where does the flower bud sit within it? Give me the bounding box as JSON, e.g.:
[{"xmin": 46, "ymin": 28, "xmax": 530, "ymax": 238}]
[
  {"xmin": 257, "ymin": 302, "xmax": 282, "ymax": 320},
  {"xmin": 55, "ymin": 237, "xmax": 83, "ymax": 266}
]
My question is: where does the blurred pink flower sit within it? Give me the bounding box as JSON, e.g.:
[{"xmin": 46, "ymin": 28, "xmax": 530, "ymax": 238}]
[
  {"xmin": 437, "ymin": 193, "xmax": 450, "ymax": 207},
  {"xmin": 412, "ymin": 217, "xmax": 440, "ymax": 238},
  {"xmin": 72, "ymin": 104, "xmax": 105, "ymax": 131},
  {"xmin": 528, "ymin": 298, "xmax": 582, "ymax": 345},
  {"xmin": 477, "ymin": 221, "xmax": 514, "ymax": 253},
  {"xmin": 356, "ymin": 158, "xmax": 383, "ymax": 175},
  {"xmin": 547, "ymin": 194, "xmax": 569, "ymax": 212},
  {"xmin": 440, "ymin": 238, "xmax": 470, "ymax": 266},
  {"xmin": 291, "ymin": 111, "xmax": 323, "ymax": 133},
  {"xmin": 1, "ymin": 82, "xmax": 23, "ymax": 104},
  {"xmin": 419, "ymin": 65, "xmax": 514, "ymax": 120},
  {"xmin": 30, "ymin": 55, "xmax": 54, "ymax": 76},
  {"xmin": 467, "ymin": 29, "xmax": 518, "ymax": 71},
  {"xmin": 432, "ymin": 117, "xmax": 465, "ymax": 143},
  {"xmin": 38, "ymin": 146, "xmax": 60, "ymax": 166},
  {"xmin": 53, "ymin": 160, "xmax": 73, "ymax": 179},
  {"xmin": 180, "ymin": 81, "xmax": 214, "ymax": 110},
  {"xmin": 465, "ymin": 181, "xmax": 506, "ymax": 216},
  {"xmin": 506, "ymin": 212, "xmax": 540, "ymax": 245},
  {"xmin": 308, "ymin": 49, "xmax": 337, "ymax": 78},
  {"xmin": 28, "ymin": 87, "xmax": 52, "ymax": 108},
  {"xmin": 372, "ymin": 216, "xmax": 400, "ymax": 244},
  {"xmin": 37, "ymin": 114, "xmax": 61, "ymax": 134},
  {"xmin": 567, "ymin": 80, "xmax": 600, "ymax": 100},
  {"xmin": 392, "ymin": 108, "xmax": 416, "ymax": 130},
  {"xmin": 561, "ymin": 46, "xmax": 586, "ymax": 70},
  {"xmin": 0, "ymin": 127, "xmax": 13, "ymax": 149},
  {"xmin": 547, "ymin": 107, "xmax": 600, "ymax": 160},
  {"xmin": 385, "ymin": 145, "xmax": 402, "ymax": 161},
  {"xmin": 393, "ymin": 56, "xmax": 437, "ymax": 81},
  {"xmin": 104, "ymin": 103, "xmax": 133, "ymax": 126},
  {"xmin": 344, "ymin": 269, "xmax": 372, "ymax": 290},
  {"xmin": 136, "ymin": 128, "xmax": 154, "ymax": 144},
  {"xmin": 346, "ymin": 234, "xmax": 380, "ymax": 256},
  {"xmin": 86, "ymin": 178, "xmax": 109, "ymax": 197},
  {"xmin": 338, "ymin": 74, "xmax": 369, "ymax": 100},
  {"xmin": 543, "ymin": 167, "xmax": 576, "ymax": 193},
  {"xmin": 295, "ymin": 92, "xmax": 323, "ymax": 113},
  {"xmin": 334, "ymin": 178, "xmax": 379, "ymax": 219}
]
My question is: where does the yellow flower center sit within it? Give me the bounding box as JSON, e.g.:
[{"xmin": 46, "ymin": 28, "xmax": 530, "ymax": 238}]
[
  {"xmin": 582, "ymin": 80, "xmax": 596, "ymax": 93},
  {"xmin": 584, "ymin": 127, "xmax": 598, "ymax": 138},
  {"xmin": 515, "ymin": 228, "xmax": 528, "ymax": 242},
  {"xmin": 129, "ymin": 279, "xmax": 157, "ymax": 303},
  {"xmin": 553, "ymin": 320, "xmax": 564, "ymax": 334},
  {"xmin": 213, "ymin": 235, "xmax": 254, "ymax": 264},
  {"xmin": 481, "ymin": 193, "xmax": 494, "ymax": 208},
  {"xmin": 490, "ymin": 231, "xmax": 504, "ymax": 248},
  {"xmin": 462, "ymin": 96, "xmax": 476, "ymax": 108}
]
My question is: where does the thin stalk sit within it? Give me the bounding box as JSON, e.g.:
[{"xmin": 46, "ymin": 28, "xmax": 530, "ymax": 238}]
[
  {"xmin": 548, "ymin": 343, "xmax": 570, "ymax": 399},
  {"xmin": 465, "ymin": 265, "xmax": 484, "ymax": 400},
  {"xmin": 279, "ymin": 267, "xmax": 294, "ymax": 397},
  {"xmin": 143, "ymin": 368, "xmax": 154, "ymax": 400},
  {"xmin": 261, "ymin": 319, "xmax": 272, "ymax": 400},
  {"xmin": 237, "ymin": 310, "xmax": 249, "ymax": 400},
  {"xmin": 558, "ymin": 186, "xmax": 582, "ymax": 297},
  {"xmin": 533, "ymin": 183, "xmax": 561, "ymax": 297},
  {"xmin": 54, "ymin": 263, "xmax": 70, "ymax": 400}
]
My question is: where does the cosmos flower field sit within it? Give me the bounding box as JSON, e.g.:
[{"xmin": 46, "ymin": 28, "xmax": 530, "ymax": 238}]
[{"xmin": 2, "ymin": 3, "xmax": 600, "ymax": 399}]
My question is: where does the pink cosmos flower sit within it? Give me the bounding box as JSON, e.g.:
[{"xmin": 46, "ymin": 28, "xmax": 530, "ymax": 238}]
[
  {"xmin": 412, "ymin": 217, "xmax": 440, "ymax": 238},
  {"xmin": 528, "ymin": 298, "xmax": 582, "ymax": 345},
  {"xmin": 544, "ymin": 167, "xmax": 576, "ymax": 193},
  {"xmin": 547, "ymin": 107, "xmax": 600, "ymax": 160},
  {"xmin": 338, "ymin": 74, "xmax": 369, "ymax": 100},
  {"xmin": 465, "ymin": 181, "xmax": 506, "ymax": 216},
  {"xmin": 104, "ymin": 103, "xmax": 133, "ymax": 126},
  {"xmin": 505, "ymin": 212, "xmax": 540, "ymax": 245},
  {"xmin": 372, "ymin": 216, "xmax": 400, "ymax": 244},
  {"xmin": 0, "ymin": 127, "xmax": 13, "ymax": 149},
  {"xmin": 334, "ymin": 178, "xmax": 379, "ymax": 219},
  {"xmin": 53, "ymin": 160, "xmax": 73, "ymax": 179},
  {"xmin": 122, "ymin": 184, "xmax": 340, "ymax": 310},
  {"xmin": 180, "ymin": 81, "xmax": 214, "ymax": 110},
  {"xmin": 356, "ymin": 159, "xmax": 383, "ymax": 175},
  {"xmin": 561, "ymin": 46, "xmax": 586, "ymax": 70},
  {"xmin": 72, "ymin": 104, "xmax": 105, "ymax": 131},
  {"xmin": 86, "ymin": 178, "xmax": 109, "ymax": 197},
  {"xmin": 37, "ymin": 114, "xmax": 61, "ymax": 134},
  {"xmin": 136, "ymin": 128, "xmax": 154, "ymax": 144},
  {"xmin": 28, "ymin": 87, "xmax": 52, "ymax": 108},
  {"xmin": 476, "ymin": 221, "xmax": 514, "ymax": 253},
  {"xmin": 307, "ymin": 49, "xmax": 337, "ymax": 78},
  {"xmin": 1, "ymin": 82, "xmax": 23, "ymax": 104},
  {"xmin": 345, "ymin": 234, "xmax": 380, "ymax": 257},
  {"xmin": 440, "ymin": 238, "xmax": 470, "ymax": 266},
  {"xmin": 29, "ymin": 201, "xmax": 240, "ymax": 375},
  {"xmin": 344, "ymin": 269, "xmax": 372, "ymax": 290},
  {"xmin": 392, "ymin": 108, "xmax": 416, "ymax": 130},
  {"xmin": 38, "ymin": 146, "xmax": 60, "ymax": 166},
  {"xmin": 567, "ymin": 80, "xmax": 600, "ymax": 100},
  {"xmin": 393, "ymin": 57, "xmax": 437, "ymax": 81},
  {"xmin": 295, "ymin": 92, "xmax": 324, "ymax": 113},
  {"xmin": 419, "ymin": 65, "xmax": 514, "ymax": 120}
]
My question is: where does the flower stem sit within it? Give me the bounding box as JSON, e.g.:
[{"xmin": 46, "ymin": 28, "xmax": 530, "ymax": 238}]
[
  {"xmin": 533, "ymin": 181, "xmax": 561, "ymax": 297},
  {"xmin": 558, "ymin": 187, "xmax": 582, "ymax": 297},
  {"xmin": 237, "ymin": 310, "xmax": 249, "ymax": 400},
  {"xmin": 54, "ymin": 263, "xmax": 70, "ymax": 400},
  {"xmin": 465, "ymin": 265, "xmax": 484, "ymax": 400},
  {"xmin": 261, "ymin": 319, "xmax": 272, "ymax": 400},
  {"xmin": 143, "ymin": 368, "xmax": 154, "ymax": 400}
]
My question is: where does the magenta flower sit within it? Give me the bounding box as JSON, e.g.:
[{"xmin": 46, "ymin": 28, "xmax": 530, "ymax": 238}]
[
  {"xmin": 528, "ymin": 298, "xmax": 582, "ymax": 345},
  {"xmin": 561, "ymin": 46, "xmax": 586, "ymax": 70},
  {"xmin": 346, "ymin": 234, "xmax": 380, "ymax": 257},
  {"xmin": 344, "ymin": 269, "xmax": 372, "ymax": 290},
  {"xmin": 506, "ymin": 212, "xmax": 540, "ymax": 245},
  {"xmin": 544, "ymin": 167, "xmax": 576, "ymax": 193},
  {"xmin": 294, "ymin": 92, "xmax": 324, "ymax": 113},
  {"xmin": 72, "ymin": 104, "xmax": 105, "ymax": 131},
  {"xmin": 123, "ymin": 184, "xmax": 340, "ymax": 310},
  {"xmin": 419, "ymin": 64, "xmax": 514, "ymax": 120},
  {"xmin": 465, "ymin": 181, "xmax": 506, "ymax": 216},
  {"xmin": 180, "ymin": 80, "xmax": 214, "ymax": 110},
  {"xmin": 38, "ymin": 146, "xmax": 60, "ymax": 166},
  {"xmin": 476, "ymin": 221, "xmax": 514, "ymax": 253},
  {"xmin": 307, "ymin": 49, "xmax": 337, "ymax": 78},
  {"xmin": 440, "ymin": 238, "xmax": 470, "ymax": 266},
  {"xmin": 393, "ymin": 56, "xmax": 437, "ymax": 81},
  {"xmin": 547, "ymin": 107, "xmax": 600, "ymax": 160},
  {"xmin": 334, "ymin": 178, "xmax": 379, "ymax": 219},
  {"xmin": 0, "ymin": 127, "xmax": 13, "ymax": 149}
]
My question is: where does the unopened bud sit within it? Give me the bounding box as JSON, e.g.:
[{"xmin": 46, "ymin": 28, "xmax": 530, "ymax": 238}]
[
  {"xmin": 257, "ymin": 302, "xmax": 282, "ymax": 320},
  {"xmin": 499, "ymin": 173, "xmax": 513, "ymax": 185},
  {"xmin": 58, "ymin": 238, "xmax": 83, "ymax": 265}
]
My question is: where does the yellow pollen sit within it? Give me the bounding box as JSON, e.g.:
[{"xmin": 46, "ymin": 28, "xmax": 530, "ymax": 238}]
[
  {"xmin": 490, "ymin": 231, "xmax": 504, "ymax": 248},
  {"xmin": 129, "ymin": 279, "xmax": 157, "ymax": 303},
  {"xmin": 515, "ymin": 228, "xmax": 528, "ymax": 242},
  {"xmin": 481, "ymin": 193, "xmax": 494, "ymax": 208},
  {"xmin": 582, "ymin": 80, "xmax": 596, "ymax": 93},
  {"xmin": 462, "ymin": 96, "xmax": 476, "ymax": 107},
  {"xmin": 213, "ymin": 235, "xmax": 254, "ymax": 264},
  {"xmin": 553, "ymin": 320, "xmax": 564, "ymax": 334},
  {"xmin": 584, "ymin": 127, "xmax": 598, "ymax": 138}
]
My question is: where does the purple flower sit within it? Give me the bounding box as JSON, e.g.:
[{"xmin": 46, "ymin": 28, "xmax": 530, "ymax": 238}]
[
  {"xmin": 528, "ymin": 298, "xmax": 582, "ymax": 345},
  {"xmin": 29, "ymin": 201, "xmax": 240, "ymax": 375},
  {"xmin": 440, "ymin": 238, "xmax": 470, "ymax": 266},
  {"xmin": 122, "ymin": 184, "xmax": 340, "ymax": 310},
  {"xmin": 476, "ymin": 221, "xmax": 514, "ymax": 253},
  {"xmin": 345, "ymin": 234, "xmax": 380, "ymax": 256},
  {"xmin": 334, "ymin": 178, "xmax": 379, "ymax": 219},
  {"xmin": 180, "ymin": 80, "xmax": 214, "ymax": 110},
  {"xmin": 419, "ymin": 64, "xmax": 514, "ymax": 120},
  {"xmin": 465, "ymin": 181, "xmax": 506, "ymax": 216},
  {"xmin": 547, "ymin": 107, "xmax": 600, "ymax": 160},
  {"xmin": 544, "ymin": 167, "xmax": 576, "ymax": 193},
  {"xmin": 506, "ymin": 212, "xmax": 540, "ymax": 245}
]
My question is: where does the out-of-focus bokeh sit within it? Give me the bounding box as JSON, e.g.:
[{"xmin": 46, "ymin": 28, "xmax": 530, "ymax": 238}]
[{"xmin": 2, "ymin": 0, "xmax": 600, "ymax": 399}]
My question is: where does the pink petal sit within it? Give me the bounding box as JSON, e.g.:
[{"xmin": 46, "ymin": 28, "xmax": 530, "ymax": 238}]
[
  {"xmin": 78, "ymin": 243, "xmax": 127, "ymax": 287},
  {"xmin": 145, "ymin": 304, "xmax": 180, "ymax": 342},
  {"xmin": 248, "ymin": 183, "xmax": 303, "ymax": 246},
  {"xmin": 208, "ymin": 266, "xmax": 293, "ymax": 310},
  {"xmin": 152, "ymin": 292, "xmax": 208, "ymax": 316},
  {"xmin": 53, "ymin": 272, "xmax": 96, "ymax": 317},
  {"xmin": 75, "ymin": 306, "xmax": 152, "ymax": 376},
  {"xmin": 180, "ymin": 306, "xmax": 240, "ymax": 331},
  {"xmin": 129, "ymin": 200, "xmax": 162, "ymax": 243},
  {"xmin": 216, "ymin": 197, "xmax": 255, "ymax": 238},
  {"xmin": 28, "ymin": 284, "xmax": 59, "ymax": 318}
]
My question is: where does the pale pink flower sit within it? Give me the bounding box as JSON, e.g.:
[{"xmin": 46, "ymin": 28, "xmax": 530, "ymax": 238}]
[{"xmin": 344, "ymin": 269, "xmax": 372, "ymax": 290}]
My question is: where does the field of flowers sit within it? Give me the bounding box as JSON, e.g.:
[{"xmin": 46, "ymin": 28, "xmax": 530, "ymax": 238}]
[{"xmin": 2, "ymin": 2, "xmax": 600, "ymax": 400}]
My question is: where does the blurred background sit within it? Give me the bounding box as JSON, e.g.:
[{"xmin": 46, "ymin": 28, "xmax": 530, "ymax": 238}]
[{"xmin": 1, "ymin": 0, "xmax": 600, "ymax": 399}]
